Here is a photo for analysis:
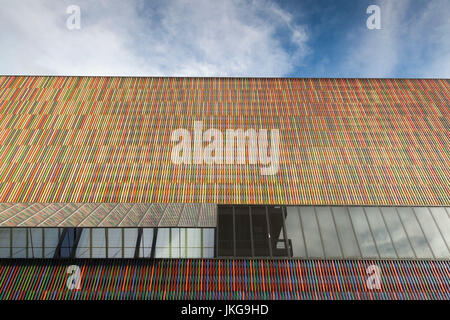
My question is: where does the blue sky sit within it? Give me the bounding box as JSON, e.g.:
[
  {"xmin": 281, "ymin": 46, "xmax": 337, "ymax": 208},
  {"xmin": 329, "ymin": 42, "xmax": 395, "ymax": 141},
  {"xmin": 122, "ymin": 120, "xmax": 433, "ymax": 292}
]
[{"xmin": 0, "ymin": 0, "xmax": 449, "ymax": 77}]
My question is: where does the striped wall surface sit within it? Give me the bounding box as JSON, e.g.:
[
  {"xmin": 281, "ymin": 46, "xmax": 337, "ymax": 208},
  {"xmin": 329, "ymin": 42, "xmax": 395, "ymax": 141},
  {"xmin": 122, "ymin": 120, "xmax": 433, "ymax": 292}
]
[
  {"xmin": 0, "ymin": 259, "xmax": 448, "ymax": 300},
  {"xmin": 0, "ymin": 76, "xmax": 448, "ymax": 206},
  {"xmin": 0, "ymin": 203, "xmax": 216, "ymax": 227}
]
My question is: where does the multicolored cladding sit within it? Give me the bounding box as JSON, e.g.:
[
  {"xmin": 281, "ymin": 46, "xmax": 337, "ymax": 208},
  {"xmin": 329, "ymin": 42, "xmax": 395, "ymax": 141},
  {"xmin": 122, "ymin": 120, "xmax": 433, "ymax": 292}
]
[
  {"xmin": 0, "ymin": 259, "xmax": 448, "ymax": 300},
  {"xmin": 0, "ymin": 76, "xmax": 449, "ymax": 205}
]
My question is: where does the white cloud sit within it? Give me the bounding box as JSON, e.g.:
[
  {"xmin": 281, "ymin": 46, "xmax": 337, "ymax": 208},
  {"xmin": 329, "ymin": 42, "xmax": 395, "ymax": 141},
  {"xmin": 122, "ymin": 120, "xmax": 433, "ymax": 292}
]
[
  {"xmin": 0, "ymin": 0, "xmax": 309, "ymax": 76},
  {"xmin": 340, "ymin": 0, "xmax": 450, "ymax": 77}
]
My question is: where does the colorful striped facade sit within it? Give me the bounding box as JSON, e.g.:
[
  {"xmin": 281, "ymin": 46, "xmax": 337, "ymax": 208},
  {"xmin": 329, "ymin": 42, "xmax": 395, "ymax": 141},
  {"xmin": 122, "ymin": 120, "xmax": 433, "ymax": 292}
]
[
  {"xmin": 0, "ymin": 76, "xmax": 449, "ymax": 300},
  {"xmin": 0, "ymin": 259, "xmax": 448, "ymax": 300},
  {"xmin": 0, "ymin": 76, "xmax": 448, "ymax": 205}
]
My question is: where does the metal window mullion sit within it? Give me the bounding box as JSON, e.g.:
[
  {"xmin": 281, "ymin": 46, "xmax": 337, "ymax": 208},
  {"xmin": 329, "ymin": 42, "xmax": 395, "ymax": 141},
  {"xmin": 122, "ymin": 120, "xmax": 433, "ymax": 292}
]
[
  {"xmin": 201, "ymin": 228, "xmax": 203, "ymax": 258},
  {"xmin": 214, "ymin": 226, "xmax": 217, "ymax": 258},
  {"xmin": 394, "ymin": 207, "xmax": 417, "ymax": 258},
  {"xmin": 281, "ymin": 206, "xmax": 290, "ymax": 257},
  {"xmin": 232, "ymin": 206, "xmax": 236, "ymax": 257},
  {"xmin": 169, "ymin": 228, "xmax": 172, "ymax": 258},
  {"xmin": 150, "ymin": 228, "xmax": 158, "ymax": 259},
  {"xmin": 379, "ymin": 207, "xmax": 400, "ymax": 258},
  {"xmin": 105, "ymin": 228, "xmax": 109, "ymax": 258},
  {"xmin": 312, "ymin": 206, "xmax": 326, "ymax": 258},
  {"xmin": 330, "ymin": 207, "xmax": 344, "ymax": 259},
  {"xmin": 265, "ymin": 206, "xmax": 273, "ymax": 257},
  {"xmin": 134, "ymin": 227, "xmax": 143, "ymax": 258},
  {"xmin": 345, "ymin": 206, "xmax": 363, "ymax": 257},
  {"xmin": 297, "ymin": 207, "xmax": 309, "ymax": 258},
  {"xmin": 42, "ymin": 228, "xmax": 45, "ymax": 258},
  {"xmin": 216, "ymin": 207, "xmax": 219, "ymax": 257},
  {"xmin": 184, "ymin": 228, "xmax": 188, "ymax": 258},
  {"xmin": 362, "ymin": 207, "xmax": 381, "ymax": 258},
  {"xmin": 121, "ymin": 228, "xmax": 124, "ymax": 258},
  {"xmin": 89, "ymin": 228, "xmax": 92, "ymax": 258},
  {"xmin": 248, "ymin": 206, "xmax": 255, "ymax": 257},
  {"xmin": 8, "ymin": 228, "xmax": 11, "ymax": 258},
  {"xmin": 70, "ymin": 228, "xmax": 83, "ymax": 258},
  {"xmin": 54, "ymin": 228, "xmax": 68, "ymax": 259},
  {"xmin": 26, "ymin": 228, "xmax": 29, "ymax": 258}
]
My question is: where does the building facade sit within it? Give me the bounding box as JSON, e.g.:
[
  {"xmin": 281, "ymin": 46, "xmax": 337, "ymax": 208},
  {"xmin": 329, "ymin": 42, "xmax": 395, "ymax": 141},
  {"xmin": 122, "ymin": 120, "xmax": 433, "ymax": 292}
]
[{"xmin": 0, "ymin": 76, "xmax": 448, "ymax": 299}]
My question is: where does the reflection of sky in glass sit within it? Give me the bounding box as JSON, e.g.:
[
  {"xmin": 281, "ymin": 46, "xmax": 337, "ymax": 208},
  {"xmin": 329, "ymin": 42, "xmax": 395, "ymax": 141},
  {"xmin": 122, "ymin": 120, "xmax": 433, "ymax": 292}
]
[
  {"xmin": 27, "ymin": 228, "xmax": 43, "ymax": 258},
  {"xmin": 108, "ymin": 228, "xmax": 122, "ymax": 258},
  {"xmin": 299, "ymin": 207, "xmax": 324, "ymax": 258},
  {"xmin": 285, "ymin": 207, "xmax": 306, "ymax": 257},
  {"xmin": 316, "ymin": 207, "xmax": 342, "ymax": 258},
  {"xmin": 332, "ymin": 207, "xmax": 360, "ymax": 258},
  {"xmin": 348, "ymin": 207, "xmax": 378, "ymax": 258},
  {"xmin": 430, "ymin": 207, "xmax": 450, "ymax": 250},
  {"xmin": 380, "ymin": 207, "xmax": 415, "ymax": 258},
  {"xmin": 414, "ymin": 208, "xmax": 449, "ymax": 258},
  {"xmin": 283, "ymin": 206, "xmax": 450, "ymax": 259},
  {"xmin": 364, "ymin": 207, "xmax": 396, "ymax": 258},
  {"xmin": 0, "ymin": 228, "xmax": 10, "ymax": 257},
  {"xmin": 12, "ymin": 228, "xmax": 27, "ymax": 258},
  {"xmin": 0, "ymin": 208, "xmax": 448, "ymax": 259},
  {"xmin": 44, "ymin": 228, "xmax": 60, "ymax": 258},
  {"xmin": 397, "ymin": 207, "xmax": 433, "ymax": 258}
]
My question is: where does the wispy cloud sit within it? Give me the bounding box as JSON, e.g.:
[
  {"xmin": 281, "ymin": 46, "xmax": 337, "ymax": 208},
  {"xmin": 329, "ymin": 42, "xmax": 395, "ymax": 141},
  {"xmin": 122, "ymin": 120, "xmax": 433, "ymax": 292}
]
[
  {"xmin": 0, "ymin": 0, "xmax": 309, "ymax": 76},
  {"xmin": 339, "ymin": 0, "xmax": 450, "ymax": 77}
]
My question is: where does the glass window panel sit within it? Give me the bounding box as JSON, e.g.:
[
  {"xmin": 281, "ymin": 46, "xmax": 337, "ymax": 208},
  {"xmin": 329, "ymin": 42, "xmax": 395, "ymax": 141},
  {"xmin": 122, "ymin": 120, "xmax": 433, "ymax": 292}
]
[
  {"xmin": 397, "ymin": 207, "xmax": 433, "ymax": 258},
  {"xmin": 235, "ymin": 207, "xmax": 252, "ymax": 257},
  {"xmin": 123, "ymin": 247, "xmax": 135, "ymax": 258},
  {"xmin": 187, "ymin": 247, "xmax": 201, "ymax": 258},
  {"xmin": 179, "ymin": 229, "xmax": 187, "ymax": 258},
  {"xmin": 332, "ymin": 207, "xmax": 361, "ymax": 258},
  {"xmin": 139, "ymin": 228, "xmax": 153, "ymax": 258},
  {"xmin": 123, "ymin": 228, "xmax": 138, "ymax": 258},
  {"xmin": 91, "ymin": 228, "xmax": 106, "ymax": 258},
  {"xmin": 217, "ymin": 206, "xmax": 234, "ymax": 256},
  {"xmin": 27, "ymin": 228, "xmax": 43, "ymax": 258},
  {"xmin": 76, "ymin": 229, "xmax": 90, "ymax": 258},
  {"xmin": 108, "ymin": 229, "xmax": 122, "ymax": 247},
  {"xmin": 381, "ymin": 207, "xmax": 415, "ymax": 258},
  {"xmin": 315, "ymin": 207, "xmax": 342, "ymax": 258},
  {"xmin": 203, "ymin": 248, "xmax": 214, "ymax": 258},
  {"xmin": 414, "ymin": 207, "xmax": 449, "ymax": 258},
  {"xmin": 268, "ymin": 206, "xmax": 288, "ymax": 257},
  {"xmin": 284, "ymin": 207, "xmax": 306, "ymax": 257},
  {"xmin": 299, "ymin": 206, "xmax": 324, "ymax": 258},
  {"xmin": 108, "ymin": 248, "xmax": 121, "ymax": 258},
  {"xmin": 108, "ymin": 229, "xmax": 122, "ymax": 258},
  {"xmin": 155, "ymin": 247, "xmax": 169, "ymax": 258},
  {"xmin": 251, "ymin": 206, "xmax": 270, "ymax": 256},
  {"xmin": 171, "ymin": 245, "xmax": 181, "ymax": 258},
  {"xmin": 12, "ymin": 228, "xmax": 27, "ymax": 258},
  {"xmin": 187, "ymin": 229, "xmax": 202, "ymax": 248},
  {"xmin": 92, "ymin": 247, "xmax": 106, "ymax": 258},
  {"xmin": 44, "ymin": 228, "xmax": 60, "ymax": 258},
  {"xmin": 92, "ymin": 228, "xmax": 106, "ymax": 246},
  {"xmin": 59, "ymin": 229, "xmax": 76, "ymax": 257},
  {"xmin": 429, "ymin": 207, "xmax": 450, "ymax": 250},
  {"xmin": 203, "ymin": 229, "xmax": 215, "ymax": 248},
  {"xmin": 364, "ymin": 207, "xmax": 397, "ymax": 258},
  {"xmin": 171, "ymin": 228, "xmax": 180, "ymax": 248},
  {"xmin": 156, "ymin": 229, "xmax": 170, "ymax": 248},
  {"xmin": 0, "ymin": 228, "xmax": 10, "ymax": 258},
  {"xmin": 348, "ymin": 207, "xmax": 378, "ymax": 258}
]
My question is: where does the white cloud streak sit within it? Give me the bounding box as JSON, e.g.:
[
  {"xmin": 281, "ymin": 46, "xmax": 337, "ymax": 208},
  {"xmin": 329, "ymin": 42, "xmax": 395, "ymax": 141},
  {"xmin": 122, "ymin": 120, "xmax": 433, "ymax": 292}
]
[
  {"xmin": 340, "ymin": 0, "xmax": 450, "ymax": 78},
  {"xmin": 0, "ymin": 0, "xmax": 309, "ymax": 76}
]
